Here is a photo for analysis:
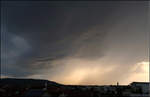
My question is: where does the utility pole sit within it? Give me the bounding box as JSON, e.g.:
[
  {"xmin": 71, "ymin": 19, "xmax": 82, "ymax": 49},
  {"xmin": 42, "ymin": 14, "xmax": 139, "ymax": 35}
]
[{"xmin": 43, "ymin": 81, "xmax": 48, "ymax": 91}]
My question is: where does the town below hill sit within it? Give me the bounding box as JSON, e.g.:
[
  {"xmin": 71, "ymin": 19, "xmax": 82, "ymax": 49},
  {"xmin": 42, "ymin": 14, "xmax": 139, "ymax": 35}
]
[{"xmin": 0, "ymin": 78, "xmax": 149, "ymax": 97}]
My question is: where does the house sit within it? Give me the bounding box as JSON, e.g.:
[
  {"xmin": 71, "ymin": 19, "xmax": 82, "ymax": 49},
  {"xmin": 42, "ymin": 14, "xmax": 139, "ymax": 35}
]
[
  {"xmin": 130, "ymin": 82, "xmax": 150, "ymax": 94},
  {"xmin": 21, "ymin": 89, "xmax": 51, "ymax": 97}
]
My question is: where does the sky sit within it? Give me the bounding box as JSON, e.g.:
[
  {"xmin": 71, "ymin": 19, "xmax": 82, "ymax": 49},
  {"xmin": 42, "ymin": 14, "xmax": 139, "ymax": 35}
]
[{"xmin": 1, "ymin": 1, "xmax": 149, "ymax": 85}]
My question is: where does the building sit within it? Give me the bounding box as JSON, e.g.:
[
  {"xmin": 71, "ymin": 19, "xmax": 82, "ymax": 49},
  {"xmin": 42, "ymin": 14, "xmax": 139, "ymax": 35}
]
[{"xmin": 130, "ymin": 82, "xmax": 150, "ymax": 94}]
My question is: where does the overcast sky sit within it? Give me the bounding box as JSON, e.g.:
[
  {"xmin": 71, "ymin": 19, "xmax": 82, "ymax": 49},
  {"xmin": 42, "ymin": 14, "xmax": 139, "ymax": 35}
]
[{"xmin": 1, "ymin": 1, "xmax": 149, "ymax": 85}]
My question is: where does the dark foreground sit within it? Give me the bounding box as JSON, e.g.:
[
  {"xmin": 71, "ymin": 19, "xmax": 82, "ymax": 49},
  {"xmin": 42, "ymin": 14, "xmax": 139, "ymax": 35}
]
[{"xmin": 0, "ymin": 78, "xmax": 149, "ymax": 97}]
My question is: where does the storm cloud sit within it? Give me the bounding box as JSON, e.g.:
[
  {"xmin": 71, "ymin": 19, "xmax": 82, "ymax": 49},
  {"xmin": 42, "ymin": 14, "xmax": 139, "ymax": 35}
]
[{"xmin": 1, "ymin": 1, "xmax": 149, "ymax": 85}]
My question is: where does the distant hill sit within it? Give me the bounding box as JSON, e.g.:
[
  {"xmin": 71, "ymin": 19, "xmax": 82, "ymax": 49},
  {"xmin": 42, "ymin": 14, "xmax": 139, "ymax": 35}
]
[{"xmin": 0, "ymin": 78, "xmax": 62, "ymax": 88}]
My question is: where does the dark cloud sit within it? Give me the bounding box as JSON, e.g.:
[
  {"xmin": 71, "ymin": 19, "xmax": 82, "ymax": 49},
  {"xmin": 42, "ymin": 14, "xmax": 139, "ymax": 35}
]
[
  {"xmin": 1, "ymin": 1, "xmax": 148, "ymax": 84},
  {"xmin": 2, "ymin": 4, "xmax": 113, "ymax": 76}
]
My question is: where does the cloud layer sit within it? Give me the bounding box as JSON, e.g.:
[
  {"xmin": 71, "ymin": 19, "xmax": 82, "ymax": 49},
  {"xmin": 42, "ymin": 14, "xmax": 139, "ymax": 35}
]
[{"xmin": 1, "ymin": 1, "xmax": 149, "ymax": 85}]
